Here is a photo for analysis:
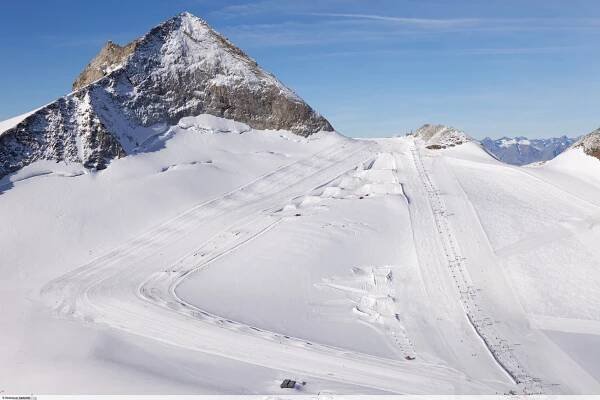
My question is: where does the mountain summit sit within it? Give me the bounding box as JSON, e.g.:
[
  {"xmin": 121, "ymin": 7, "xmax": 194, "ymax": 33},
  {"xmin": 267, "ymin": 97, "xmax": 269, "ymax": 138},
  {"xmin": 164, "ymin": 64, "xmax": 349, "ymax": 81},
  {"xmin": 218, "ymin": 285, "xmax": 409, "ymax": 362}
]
[{"xmin": 0, "ymin": 12, "xmax": 332, "ymax": 179}]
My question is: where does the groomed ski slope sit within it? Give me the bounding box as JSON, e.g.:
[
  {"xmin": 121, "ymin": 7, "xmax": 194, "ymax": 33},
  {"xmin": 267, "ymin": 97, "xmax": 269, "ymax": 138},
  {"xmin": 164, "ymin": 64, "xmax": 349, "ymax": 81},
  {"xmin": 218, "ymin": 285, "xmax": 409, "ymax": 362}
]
[{"xmin": 2, "ymin": 115, "xmax": 600, "ymax": 394}]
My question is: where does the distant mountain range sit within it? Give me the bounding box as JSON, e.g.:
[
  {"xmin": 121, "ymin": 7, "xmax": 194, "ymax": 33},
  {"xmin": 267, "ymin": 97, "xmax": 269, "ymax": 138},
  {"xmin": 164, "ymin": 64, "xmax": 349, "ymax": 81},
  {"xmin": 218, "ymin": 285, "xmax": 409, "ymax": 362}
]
[{"xmin": 480, "ymin": 136, "xmax": 577, "ymax": 165}]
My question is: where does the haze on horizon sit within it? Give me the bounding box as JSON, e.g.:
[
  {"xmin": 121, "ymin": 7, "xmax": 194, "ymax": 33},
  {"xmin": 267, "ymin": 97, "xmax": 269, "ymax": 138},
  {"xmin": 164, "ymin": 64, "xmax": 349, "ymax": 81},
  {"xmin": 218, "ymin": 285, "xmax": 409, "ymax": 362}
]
[{"xmin": 1, "ymin": 0, "xmax": 599, "ymax": 139}]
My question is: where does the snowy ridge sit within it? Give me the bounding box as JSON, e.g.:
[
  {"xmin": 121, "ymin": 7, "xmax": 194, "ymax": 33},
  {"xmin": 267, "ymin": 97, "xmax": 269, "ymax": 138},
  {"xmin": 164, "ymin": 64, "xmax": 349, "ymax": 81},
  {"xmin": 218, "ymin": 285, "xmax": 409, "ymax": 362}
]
[
  {"xmin": 0, "ymin": 12, "xmax": 332, "ymax": 179},
  {"xmin": 0, "ymin": 110, "xmax": 38, "ymax": 136}
]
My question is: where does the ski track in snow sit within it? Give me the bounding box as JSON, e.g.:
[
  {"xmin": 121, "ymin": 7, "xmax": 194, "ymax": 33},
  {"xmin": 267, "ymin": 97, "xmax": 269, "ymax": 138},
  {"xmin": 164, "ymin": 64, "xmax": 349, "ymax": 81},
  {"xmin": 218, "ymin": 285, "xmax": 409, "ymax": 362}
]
[
  {"xmin": 42, "ymin": 139, "xmax": 495, "ymax": 394},
  {"xmin": 409, "ymin": 141, "xmax": 543, "ymax": 394}
]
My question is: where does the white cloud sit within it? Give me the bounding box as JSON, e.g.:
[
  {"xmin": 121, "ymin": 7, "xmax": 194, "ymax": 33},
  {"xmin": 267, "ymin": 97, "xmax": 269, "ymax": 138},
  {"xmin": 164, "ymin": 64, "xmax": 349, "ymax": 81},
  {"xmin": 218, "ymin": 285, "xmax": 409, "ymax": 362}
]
[{"xmin": 310, "ymin": 13, "xmax": 481, "ymax": 29}]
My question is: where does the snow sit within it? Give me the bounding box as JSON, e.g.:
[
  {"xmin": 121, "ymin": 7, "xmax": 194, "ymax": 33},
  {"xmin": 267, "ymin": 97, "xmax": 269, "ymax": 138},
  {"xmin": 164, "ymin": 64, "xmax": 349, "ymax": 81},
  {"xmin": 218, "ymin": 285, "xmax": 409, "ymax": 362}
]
[
  {"xmin": 141, "ymin": 12, "xmax": 301, "ymax": 101},
  {"xmin": 499, "ymin": 138, "xmax": 517, "ymax": 148},
  {"xmin": 434, "ymin": 141, "xmax": 600, "ymax": 392},
  {"xmin": 1, "ymin": 115, "xmax": 359, "ymax": 394},
  {"xmin": 498, "ymin": 138, "xmax": 530, "ymax": 147},
  {"xmin": 545, "ymin": 331, "xmax": 600, "ymax": 382},
  {"xmin": 176, "ymin": 154, "xmax": 414, "ymax": 359},
  {"xmin": 0, "ymin": 110, "xmax": 37, "ymax": 135},
  {"xmin": 178, "ymin": 114, "xmax": 250, "ymax": 134},
  {"xmin": 2, "ymin": 115, "xmax": 600, "ymax": 394},
  {"xmin": 543, "ymin": 146, "xmax": 600, "ymax": 190}
]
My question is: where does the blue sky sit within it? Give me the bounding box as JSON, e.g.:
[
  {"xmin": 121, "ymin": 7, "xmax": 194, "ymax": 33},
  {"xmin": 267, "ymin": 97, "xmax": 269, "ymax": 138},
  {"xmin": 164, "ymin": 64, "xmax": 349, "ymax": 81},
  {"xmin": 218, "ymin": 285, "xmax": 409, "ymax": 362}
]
[{"xmin": 1, "ymin": 0, "xmax": 599, "ymax": 138}]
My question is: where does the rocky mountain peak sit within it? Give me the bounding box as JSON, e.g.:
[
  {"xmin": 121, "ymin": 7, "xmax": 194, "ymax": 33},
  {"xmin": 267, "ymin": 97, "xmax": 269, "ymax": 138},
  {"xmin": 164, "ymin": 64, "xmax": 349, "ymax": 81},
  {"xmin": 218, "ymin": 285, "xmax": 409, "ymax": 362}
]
[
  {"xmin": 76, "ymin": 11, "xmax": 333, "ymax": 134},
  {"xmin": 413, "ymin": 124, "xmax": 471, "ymax": 149},
  {"xmin": 71, "ymin": 13, "xmax": 240, "ymax": 92},
  {"xmin": 0, "ymin": 12, "xmax": 333, "ymax": 179}
]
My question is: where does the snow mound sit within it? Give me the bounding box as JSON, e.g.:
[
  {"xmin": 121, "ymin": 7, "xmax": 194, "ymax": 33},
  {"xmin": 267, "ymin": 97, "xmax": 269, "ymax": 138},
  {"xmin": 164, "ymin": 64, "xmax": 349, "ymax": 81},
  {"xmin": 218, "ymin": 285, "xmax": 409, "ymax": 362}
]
[
  {"xmin": 280, "ymin": 152, "xmax": 405, "ymax": 215},
  {"xmin": 544, "ymin": 146, "xmax": 600, "ymax": 189}
]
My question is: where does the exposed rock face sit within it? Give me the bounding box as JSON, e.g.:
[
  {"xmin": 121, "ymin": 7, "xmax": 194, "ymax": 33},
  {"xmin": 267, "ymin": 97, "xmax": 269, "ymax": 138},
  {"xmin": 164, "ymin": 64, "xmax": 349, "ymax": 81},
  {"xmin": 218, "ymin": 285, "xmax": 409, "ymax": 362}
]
[
  {"xmin": 413, "ymin": 124, "xmax": 471, "ymax": 149},
  {"xmin": 0, "ymin": 92, "xmax": 126, "ymax": 176},
  {"xmin": 573, "ymin": 128, "xmax": 600, "ymax": 160},
  {"xmin": 0, "ymin": 12, "xmax": 332, "ymax": 179},
  {"xmin": 480, "ymin": 136, "xmax": 576, "ymax": 165},
  {"xmin": 72, "ymin": 40, "xmax": 140, "ymax": 91}
]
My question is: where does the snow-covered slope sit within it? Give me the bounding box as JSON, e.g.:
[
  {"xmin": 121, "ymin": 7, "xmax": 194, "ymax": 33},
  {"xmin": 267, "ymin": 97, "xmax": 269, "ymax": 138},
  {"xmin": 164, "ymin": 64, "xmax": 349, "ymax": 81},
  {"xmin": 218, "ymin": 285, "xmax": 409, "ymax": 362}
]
[
  {"xmin": 0, "ymin": 12, "xmax": 332, "ymax": 179},
  {"xmin": 3, "ymin": 116, "xmax": 600, "ymax": 394},
  {"xmin": 481, "ymin": 136, "xmax": 576, "ymax": 165},
  {"xmin": 431, "ymin": 138, "xmax": 600, "ymax": 393},
  {"xmin": 0, "ymin": 115, "xmax": 368, "ymax": 394},
  {"xmin": 530, "ymin": 128, "xmax": 600, "ymax": 198}
]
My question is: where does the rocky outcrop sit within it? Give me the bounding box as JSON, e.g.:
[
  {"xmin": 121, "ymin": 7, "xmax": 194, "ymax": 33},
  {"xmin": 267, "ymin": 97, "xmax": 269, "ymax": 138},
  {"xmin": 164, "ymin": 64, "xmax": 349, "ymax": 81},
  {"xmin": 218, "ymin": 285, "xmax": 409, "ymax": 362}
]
[
  {"xmin": 413, "ymin": 124, "xmax": 471, "ymax": 149},
  {"xmin": 72, "ymin": 40, "xmax": 140, "ymax": 91},
  {"xmin": 0, "ymin": 92, "xmax": 126, "ymax": 177},
  {"xmin": 573, "ymin": 128, "xmax": 600, "ymax": 160},
  {"xmin": 0, "ymin": 12, "xmax": 333, "ymax": 179}
]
